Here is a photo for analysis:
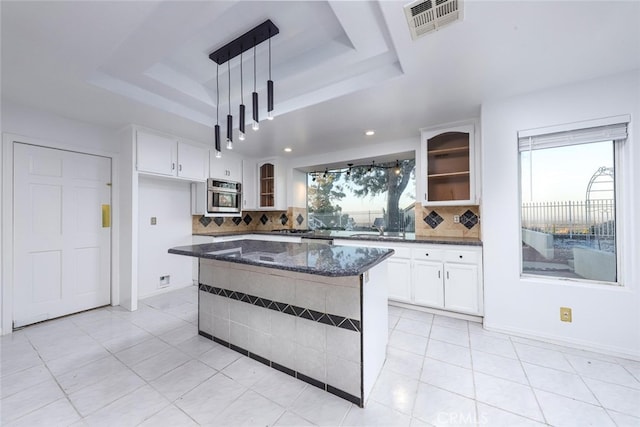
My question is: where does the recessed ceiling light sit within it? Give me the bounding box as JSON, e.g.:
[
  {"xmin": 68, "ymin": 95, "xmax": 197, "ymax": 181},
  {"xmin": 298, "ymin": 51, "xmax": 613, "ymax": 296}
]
[
  {"xmin": 283, "ymin": 147, "xmax": 292, "ymax": 152},
  {"xmin": 365, "ymin": 130, "xmax": 375, "ymax": 136}
]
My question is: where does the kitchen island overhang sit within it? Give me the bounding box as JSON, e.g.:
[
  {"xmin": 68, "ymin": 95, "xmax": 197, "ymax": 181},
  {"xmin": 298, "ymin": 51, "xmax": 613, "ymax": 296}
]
[{"xmin": 169, "ymin": 240, "xmax": 392, "ymax": 407}]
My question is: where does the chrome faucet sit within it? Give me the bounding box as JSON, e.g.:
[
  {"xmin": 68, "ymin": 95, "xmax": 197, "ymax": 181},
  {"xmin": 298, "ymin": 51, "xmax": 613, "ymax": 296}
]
[{"xmin": 372, "ymin": 218, "xmax": 386, "ymax": 236}]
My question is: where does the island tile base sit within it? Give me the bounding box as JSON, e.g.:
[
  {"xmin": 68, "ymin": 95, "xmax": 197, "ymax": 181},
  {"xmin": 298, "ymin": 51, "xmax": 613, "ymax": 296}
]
[{"xmin": 197, "ymin": 258, "xmax": 388, "ymax": 407}]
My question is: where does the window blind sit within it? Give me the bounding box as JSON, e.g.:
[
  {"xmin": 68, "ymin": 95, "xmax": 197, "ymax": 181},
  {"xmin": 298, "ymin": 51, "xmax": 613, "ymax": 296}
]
[{"xmin": 518, "ymin": 122, "xmax": 628, "ymax": 152}]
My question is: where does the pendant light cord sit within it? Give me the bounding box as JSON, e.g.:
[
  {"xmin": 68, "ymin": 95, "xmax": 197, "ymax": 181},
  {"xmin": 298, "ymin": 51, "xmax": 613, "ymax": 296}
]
[
  {"xmin": 269, "ymin": 34, "xmax": 272, "ymax": 80},
  {"xmin": 253, "ymin": 43, "xmax": 257, "ymax": 92},
  {"xmin": 240, "ymin": 50, "xmax": 243, "ymax": 104},
  {"xmin": 228, "ymin": 59, "xmax": 231, "ymax": 114},
  {"xmin": 216, "ymin": 63, "xmax": 219, "ymax": 125}
]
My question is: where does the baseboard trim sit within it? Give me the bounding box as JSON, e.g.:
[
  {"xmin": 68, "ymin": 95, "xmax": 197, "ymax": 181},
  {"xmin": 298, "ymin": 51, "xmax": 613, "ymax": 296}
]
[
  {"xmin": 483, "ymin": 321, "xmax": 640, "ymax": 362},
  {"xmin": 389, "ymin": 301, "xmax": 483, "ymax": 323},
  {"xmin": 138, "ymin": 283, "xmax": 194, "ymax": 300}
]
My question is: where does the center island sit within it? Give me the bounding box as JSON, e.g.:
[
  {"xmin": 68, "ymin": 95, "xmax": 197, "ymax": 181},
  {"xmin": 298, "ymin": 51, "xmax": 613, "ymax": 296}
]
[{"xmin": 169, "ymin": 239, "xmax": 393, "ymax": 407}]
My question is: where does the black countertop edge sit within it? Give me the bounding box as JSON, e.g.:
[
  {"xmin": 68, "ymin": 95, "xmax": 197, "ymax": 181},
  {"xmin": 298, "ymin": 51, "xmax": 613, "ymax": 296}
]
[
  {"xmin": 192, "ymin": 231, "xmax": 482, "ymax": 247},
  {"xmin": 169, "ymin": 241, "xmax": 395, "ymax": 278}
]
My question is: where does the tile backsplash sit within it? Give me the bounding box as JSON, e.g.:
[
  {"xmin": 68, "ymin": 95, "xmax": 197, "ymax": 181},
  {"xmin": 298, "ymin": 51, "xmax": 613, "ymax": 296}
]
[
  {"xmin": 193, "ymin": 204, "xmax": 479, "ymax": 239},
  {"xmin": 192, "ymin": 207, "xmax": 307, "ymax": 234},
  {"xmin": 414, "ymin": 204, "xmax": 481, "ymax": 239}
]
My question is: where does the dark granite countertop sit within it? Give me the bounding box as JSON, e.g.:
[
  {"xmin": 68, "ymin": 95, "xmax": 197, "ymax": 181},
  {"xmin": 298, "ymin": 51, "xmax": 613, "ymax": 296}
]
[
  {"xmin": 192, "ymin": 230, "xmax": 482, "ymax": 246},
  {"xmin": 169, "ymin": 240, "xmax": 395, "ymax": 277}
]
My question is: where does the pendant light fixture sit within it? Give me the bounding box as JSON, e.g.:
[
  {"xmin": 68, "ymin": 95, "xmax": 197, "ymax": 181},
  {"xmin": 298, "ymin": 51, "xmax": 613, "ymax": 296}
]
[
  {"xmin": 214, "ymin": 63, "xmax": 221, "ymax": 158},
  {"xmin": 208, "ymin": 20, "xmax": 279, "ymax": 142},
  {"xmin": 252, "ymin": 41, "xmax": 259, "ymax": 131},
  {"xmin": 267, "ymin": 31, "xmax": 274, "ymax": 120},
  {"xmin": 226, "ymin": 58, "xmax": 233, "ymax": 150},
  {"xmin": 238, "ymin": 48, "xmax": 246, "ymax": 141}
]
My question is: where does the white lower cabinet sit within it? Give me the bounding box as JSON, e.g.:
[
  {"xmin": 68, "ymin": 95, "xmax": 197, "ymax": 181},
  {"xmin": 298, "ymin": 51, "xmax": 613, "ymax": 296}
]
[
  {"xmin": 413, "ymin": 260, "xmax": 444, "ymax": 307},
  {"xmin": 444, "ymin": 263, "xmax": 479, "ymax": 313},
  {"xmin": 334, "ymin": 239, "xmax": 483, "ymax": 316},
  {"xmin": 387, "ymin": 257, "xmax": 412, "ymax": 302}
]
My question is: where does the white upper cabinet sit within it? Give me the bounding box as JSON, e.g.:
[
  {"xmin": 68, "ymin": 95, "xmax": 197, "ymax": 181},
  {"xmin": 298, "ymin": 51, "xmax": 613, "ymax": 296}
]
[
  {"xmin": 210, "ymin": 150, "xmax": 242, "ymax": 183},
  {"xmin": 420, "ymin": 120, "xmax": 479, "ymax": 206},
  {"xmin": 177, "ymin": 141, "xmax": 208, "ymax": 181},
  {"xmin": 136, "ymin": 131, "xmax": 176, "ymax": 177},
  {"xmin": 136, "ymin": 130, "xmax": 208, "ymax": 181}
]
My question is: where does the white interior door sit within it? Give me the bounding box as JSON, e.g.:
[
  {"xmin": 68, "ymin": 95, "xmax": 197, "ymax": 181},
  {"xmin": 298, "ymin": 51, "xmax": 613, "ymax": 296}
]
[{"xmin": 13, "ymin": 143, "xmax": 111, "ymax": 327}]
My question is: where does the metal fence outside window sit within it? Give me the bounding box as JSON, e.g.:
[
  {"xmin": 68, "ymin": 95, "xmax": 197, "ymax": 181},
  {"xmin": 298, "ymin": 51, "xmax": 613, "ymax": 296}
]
[{"xmin": 521, "ymin": 199, "xmax": 615, "ymax": 238}]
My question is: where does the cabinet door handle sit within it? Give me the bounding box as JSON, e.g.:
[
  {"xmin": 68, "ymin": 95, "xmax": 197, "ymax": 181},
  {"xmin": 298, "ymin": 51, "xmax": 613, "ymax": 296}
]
[
  {"xmin": 179, "ymin": 164, "xmax": 182, "ymax": 172},
  {"xmin": 438, "ymin": 270, "xmax": 440, "ymax": 279},
  {"xmin": 171, "ymin": 162, "xmax": 175, "ymax": 170},
  {"xmin": 446, "ymin": 271, "xmax": 450, "ymax": 280}
]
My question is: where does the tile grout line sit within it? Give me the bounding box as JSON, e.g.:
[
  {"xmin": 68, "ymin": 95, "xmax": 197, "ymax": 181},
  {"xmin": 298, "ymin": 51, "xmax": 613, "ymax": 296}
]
[
  {"xmin": 510, "ymin": 335, "xmax": 549, "ymax": 426},
  {"xmin": 409, "ymin": 310, "xmax": 434, "ymax": 425},
  {"xmin": 467, "ymin": 317, "xmax": 482, "ymax": 426},
  {"xmin": 14, "ymin": 335, "xmax": 84, "ymax": 425}
]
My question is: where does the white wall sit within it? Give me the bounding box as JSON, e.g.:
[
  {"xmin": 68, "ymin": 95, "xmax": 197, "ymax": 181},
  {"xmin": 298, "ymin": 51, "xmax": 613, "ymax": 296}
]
[
  {"xmin": 1, "ymin": 102, "xmax": 120, "ymax": 335},
  {"xmin": 137, "ymin": 175, "xmax": 193, "ymax": 298},
  {"xmin": 1, "ymin": 102, "xmax": 117, "ymax": 152},
  {"xmin": 481, "ymin": 70, "xmax": 640, "ymax": 358}
]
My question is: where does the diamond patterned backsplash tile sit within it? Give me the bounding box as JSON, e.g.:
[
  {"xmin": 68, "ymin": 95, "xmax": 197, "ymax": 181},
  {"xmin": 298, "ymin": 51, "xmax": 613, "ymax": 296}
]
[
  {"xmin": 194, "ymin": 208, "xmax": 309, "ymax": 234},
  {"xmin": 424, "ymin": 211, "xmax": 444, "ymax": 229},
  {"xmin": 460, "ymin": 209, "xmax": 479, "ymax": 229}
]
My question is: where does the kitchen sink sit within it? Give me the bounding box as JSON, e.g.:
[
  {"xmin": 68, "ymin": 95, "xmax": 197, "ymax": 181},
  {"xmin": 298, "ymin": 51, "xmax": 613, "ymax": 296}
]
[{"xmin": 349, "ymin": 233, "xmax": 406, "ymax": 241}]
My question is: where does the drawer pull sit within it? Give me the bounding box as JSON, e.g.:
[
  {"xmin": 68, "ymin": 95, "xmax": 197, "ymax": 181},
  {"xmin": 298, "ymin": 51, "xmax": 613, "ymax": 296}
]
[
  {"xmin": 459, "ymin": 255, "xmax": 463, "ymax": 259},
  {"xmin": 425, "ymin": 253, "xmax": 429, "ymax": 256}
]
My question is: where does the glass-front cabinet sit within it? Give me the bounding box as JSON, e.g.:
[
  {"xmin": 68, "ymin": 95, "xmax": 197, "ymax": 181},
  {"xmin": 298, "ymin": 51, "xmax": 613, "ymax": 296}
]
[
  {"xmin": 420, "ymin": 121, "xmax": 478, "ymax": 205},
  {"xmin": 259, "ymin": 162, "xmax": 275, "ymax": 208},
  {"xmin": 256, "ymin": 158, "xmax": 286, "ymax": 210}
]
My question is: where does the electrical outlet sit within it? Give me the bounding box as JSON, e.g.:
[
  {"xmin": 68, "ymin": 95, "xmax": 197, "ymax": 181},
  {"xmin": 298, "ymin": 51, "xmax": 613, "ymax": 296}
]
[
  {"xmin": 453, "ymin": 215, "xmax": 460, "ymax": 223},
  {"xmin": 151, "ymin": 217, "xmax": 157, "ymax": 225},
  {"xmin": 560, "ymin": 307, "xmax": 572, "ymax": 322},
  {"xmin": 159, "ymin": 275, "xmax": 170, "ymax": 288}
]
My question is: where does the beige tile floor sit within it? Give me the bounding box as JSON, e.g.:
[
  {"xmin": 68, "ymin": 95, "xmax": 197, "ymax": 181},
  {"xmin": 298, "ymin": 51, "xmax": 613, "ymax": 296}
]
[{"xmin": 1, "ymin": 285, "xmax": 639, "ymax": 426}]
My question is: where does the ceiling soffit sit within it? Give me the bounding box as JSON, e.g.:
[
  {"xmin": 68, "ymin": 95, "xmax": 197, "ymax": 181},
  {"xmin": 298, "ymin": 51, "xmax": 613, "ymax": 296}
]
[{"xmin": 87, "ymin": 1, "xmax": 401, "ymax": 128}]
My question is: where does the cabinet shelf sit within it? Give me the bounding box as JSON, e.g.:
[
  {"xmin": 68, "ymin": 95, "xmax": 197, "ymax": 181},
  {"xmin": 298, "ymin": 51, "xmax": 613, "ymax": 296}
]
[
  {"xmin": 428, "ymin": 171, "xmax": 470, "ymax": 179},
  {"xmin": 428, "ymin": 147, "xmax": 469, "ymax": 156}
]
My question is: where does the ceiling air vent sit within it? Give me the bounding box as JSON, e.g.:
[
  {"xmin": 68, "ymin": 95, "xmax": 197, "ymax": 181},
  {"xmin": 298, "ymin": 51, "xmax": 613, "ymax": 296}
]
[{"xmin": 404, "ymin": 0, "xmax": 463, "ymax": 40}]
